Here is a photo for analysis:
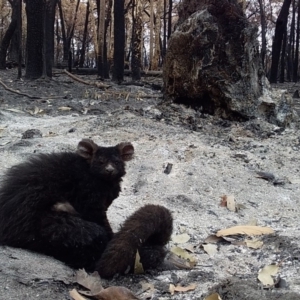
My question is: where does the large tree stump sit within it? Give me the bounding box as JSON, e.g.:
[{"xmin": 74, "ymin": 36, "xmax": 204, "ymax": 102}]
[{"xmin": 163, "ymin": 0, "xmax": 296, "ymax": 126}]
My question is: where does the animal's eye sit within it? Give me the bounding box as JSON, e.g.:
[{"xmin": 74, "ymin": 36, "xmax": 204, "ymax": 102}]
[{"xmin": 97, "ymin": 157, "xmax": 105, "ymax": 164}]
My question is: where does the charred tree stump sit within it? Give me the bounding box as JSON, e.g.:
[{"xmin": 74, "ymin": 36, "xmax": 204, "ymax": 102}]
[{"xmin": 163, "ymin": 0, "xmax": 296, "ymax": 126}]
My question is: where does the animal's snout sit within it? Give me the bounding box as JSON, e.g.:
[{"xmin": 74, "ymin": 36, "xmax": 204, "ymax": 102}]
[{"xmin": 105, "ymin": 164, "xmax": 115, "ymax": 174}]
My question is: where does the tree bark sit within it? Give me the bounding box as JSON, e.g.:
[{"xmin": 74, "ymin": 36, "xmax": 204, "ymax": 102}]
[
  {"xmin": 131, "ymin": 0, "xmax": 142, "ymax": 80},
  {"xmin": 258, "ymin": 0, "xmax": 266, "ymax": 69},
  {"xmin": 25, "ymin": 0, "xmax": 44, "ymax": 78},
  {"xmin": 149, "ymin": 0, "xmax": 154, "ymax": 69},
  {"xmin": 269, "ymin": 0, "xmax": 292, "ymax": 83},
  {"xmin": 293, "ymin": 0, "xmax": 300, "ymax": 82},
  {"xmin": 44, "ymin": 0, "xmax": 58, "ymax": 77},
  {"xmin": 167, "ymin": 0, "xmax": 172, "ymax": 39},
  {"xmin": 79, "ymin": 0, "xmax": 90, "ymax": 68},
  {"xmin": 17, "ymin": 0, "xmax": 22, "ymax": 78},
  {"xmin": 279, "ymin": 28, "xmax": 287, "ymax": 82},
  {"xmin": 58, "ymin": 0, "xmax": 80, "ymax": 65},
  {"xmin": 112, "ymin": 0, "xmax": 125, "ymax": 82},
  {"xmin": 97, "ymin": 0, "xmax": 106, "ymax": 79},
  {"xmin": 287, "ymin": 0, "xmax": 295, "ymax": 81},
  {"xmin": 162, "ymin": 0, "xmax": 167, "ymax": 59},
  {"xmin": 0, "ymin": 0, "xmax": 18, "ymax": 69}
]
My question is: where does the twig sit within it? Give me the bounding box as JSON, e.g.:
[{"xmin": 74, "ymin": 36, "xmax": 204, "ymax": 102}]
[
  {"xmin": 0, "ymin": 77, "xmax": 40, "ymax": 99},
  {"xmin": 63, "ymin": 69, "xmax": 111, "ymax": 89}
]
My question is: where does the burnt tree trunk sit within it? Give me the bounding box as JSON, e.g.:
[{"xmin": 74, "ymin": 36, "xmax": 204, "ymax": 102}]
[
  {"xmin": 131, "ymin": 0, "xmax": 142, "ymax": 80},
  {"xmin": 0, "ymin": 0, "xmax": 18, "ymax": 69},
  {"xmin": 58, "ymin": 0, "xmax": 80, "ymax": 67},
  {"xmin": 269, "ymin": 0, "xmax": 292, "ymax": 83},
  {"xmin": 17, "ymin": 0, "xmax": 22, "ymax": 79},
  {"xmin": 25, "ymin": 0, "xmax": 57, "ymax": 79},
  {"xmin": 167, "ymin": 0, "xmax": 172, "ymax": 39},
  {"xmin": 79, "ymin": 0, "xmax": 90, "ymax": 68},
  {"xmin": 162, "ymin": 0, "xmax": 167, "ymax": 59},
  {"xmin": 258, "ymin": 0, "xmax": 266, "ymax": 69},
  {"xmin": 112, "ymin": 0, "xmax": 125, "ymax": 82},
  {"xmin": 25, "ymin": 0, "xmax": 44, "ymax": 78},
  {"xmin": 103, "ymin": 0, "xmax": 112, "ymax": 78},
  {"xmin": 279, "ymin": 28, "xmax": 287, "ymax": 83},
  {"xmin": 44, "ymin": 0, "xmax": 58, "ymax": 77},
  {"xmin": 287, "ymin": 0, "xmax": 295, "ymax": 81},
  {"xmin": 293, "ymin": 0, "xmax": 300, "ymax": 82}
]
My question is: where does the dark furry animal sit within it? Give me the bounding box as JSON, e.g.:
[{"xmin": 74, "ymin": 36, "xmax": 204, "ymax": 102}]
[{"xmin": 0, "ymin": 139, "xmax": 173, "ymax": 278}]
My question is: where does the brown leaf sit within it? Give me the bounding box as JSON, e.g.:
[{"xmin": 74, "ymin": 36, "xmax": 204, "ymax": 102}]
[
  {"xmin": 258, "ymin": 264, "xmax": 279, "ymax": 286},
  {"xmin": 134, "ymin": 250, "xmax": 144, "ymax": 274},
  {"xmin": 172, "ymin": 233, "xmax": 191, "ymax": 243},
  {"xmin": 204, "ymin": 293, "xmax": 223, "ymax": 300},
  {"xmin": 202, "ymin": 244, "xmax": 218, "ymax": 256},
  {"xmin": 169, "ymin": 283, "xmax": 197, "ymax": 295},
  {"xmin": 69, "ymin": 289, "xmax": 89, "ymax": 300},
  {"xmin": 226, "ymin": 195, "xmax": 236, "ymax": 212},
  {"xmin": 216, "ymin": 226, "xmax": 274, "ymax": 237},
  {"xmin": 75, "ymin": 269, "xmax": 103, "ymax": 295},
  {"xmin": 171, "ymin": 246, "xmax": 197, "ymax": 267},
  {"xmin": 95, "ymin": 286, "xmax": 140, "ymax": 300},
  {"xmin": 204, "ymin": 235, "xmax": 227, "ymax": 244},
  {"xmin": 245, "ymin": 238, "xmax": 264, "ymax": 249}
]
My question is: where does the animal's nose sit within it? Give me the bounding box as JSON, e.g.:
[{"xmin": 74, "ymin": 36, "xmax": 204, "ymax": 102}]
[{"xmin": 105, "ymin": 164, "xmax": 115, "ymax": 174}]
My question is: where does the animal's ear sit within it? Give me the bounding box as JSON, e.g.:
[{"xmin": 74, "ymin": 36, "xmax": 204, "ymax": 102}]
[
  {"xmin": 118, "ymin": 142, "xmax": 134, "ymax": 161},
  {"xmin": 77, "ymin": 139, "xmax": 98, "ymax": 160}
]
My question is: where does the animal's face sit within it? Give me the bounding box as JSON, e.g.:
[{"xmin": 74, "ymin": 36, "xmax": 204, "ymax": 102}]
[
  {"xmin": 91, "ymin": 147, "xmax": 126, "ymax": 179},
  {"xmin": 77, "ymin": 139, "xmax": 134, "ymax": 180}
]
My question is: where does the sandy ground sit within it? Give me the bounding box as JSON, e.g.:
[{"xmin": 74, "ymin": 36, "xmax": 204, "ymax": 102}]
[{"xmin": 0, "ymin": 69, "xmax": 300, "ymax": 299}]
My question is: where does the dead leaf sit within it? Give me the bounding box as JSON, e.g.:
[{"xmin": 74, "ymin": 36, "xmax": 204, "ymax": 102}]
[
  {"xmin": 95, "ymin": 286, "xmax": 140, "ymax": 300},
  {"xmin": 236, "ymin": 203, "xmax": 246, "ymax": 210},
  {"xmin": 256, "ymin": 171, "xmax": 275, "ymax": 181},
  {"xmin": 226, "ymin": 195, "xmax": 236, "ymax": 212},
  {"xmin": 75, "ymin": 269, "xmax": 103, "ymax": 295},
  {"xmin": 171, "ymin": 246, "xmax": 197, "ymax": 267},
  {"xmin": 172, "ymin": 233, "xmax": 190, "ymax": 243},
  {"xmin": 204, "ymin": 293, "xmax": 223, "ymax": 300},
  {"xmin": 5, "ymin": 108, "xmax": 25, "ymax": 114},
  {"xmin": 288, "ymin": 177, "xmax": 300, "ymax": 184},
  {"xmin": 245, "ymin": 238, "xmax": 264, "ymax": 249},
  {"xmin": 164, "ymin": 251, "xmax": 193, "ymax": 269},
  {"xmin": 169, "ymin": 283, "xmax": 197, "ymax": 295},
  {"xmin": 140, "ymin": 282, "xmax": 155, "ymax": 298},
  {"xmin": 216, "ymin": 226, "xmax": 274, "ymax": 237},
  {"xmin": 58, "ymin": 106, "xmax": 72, "ymax": 111},
  {"xmin": 184, "ymin": 244, "xmax": 195, "ymax": 253},
  {"xmin": 204, "ymin": 235, "xmax": 227, "ymax": 244},
  {"xmin": 140, "ymin": 282, "xmax": 155, "ymax": 293},
  {"xmin": 70, "ymin": 289, "xmax": 88, "ymax": 300},
  {"xmin": 258, "ymin": 264, "xmax": 279, "ymax": 286},
  {"xmin": 28, "ymin": 106, "xmax": 43, "ymax": 115},
  {"xmin": 134, "ymin": 250, "xmax": 144, "ymax": 274},
  {"xmin": 202, "ymin": 244, "xmax": 218, "ymax": 256}
]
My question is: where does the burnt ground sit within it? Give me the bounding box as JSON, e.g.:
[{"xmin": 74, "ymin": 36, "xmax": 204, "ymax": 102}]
[{"xmin": 0, "ymin": 68, "xmax": 300, "ymax": 300}]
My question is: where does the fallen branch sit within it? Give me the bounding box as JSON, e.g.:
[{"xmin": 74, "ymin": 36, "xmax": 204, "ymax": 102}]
[
  {"xmin": 0, "ymin": 77, "xmax": 40, "ymax": 99},
  {"xmin": 63, "ymin": 69, "xmax": 111, "ymax": 89}
]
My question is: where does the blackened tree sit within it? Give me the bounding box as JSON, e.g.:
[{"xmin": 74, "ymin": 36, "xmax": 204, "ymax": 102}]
[
  {"xmin": 0, "ymin": 0, "xmax": 19, "ymax": 69},
  {"xmin": 112, "ymin": 0, "xmax": 125, "ymax": 82},
  {"xmin": 25, "ymin": 0, "xmax": 58, "ymax": 79},
  {"xmin": 269, "ymin": 0, "xmax": 292, "ymax": 83}
]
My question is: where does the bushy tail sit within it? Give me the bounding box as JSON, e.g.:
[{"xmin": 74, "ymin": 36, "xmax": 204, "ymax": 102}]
[{"xmin": 96, "ymin": 204, "xmax": 173, "ymax": 278}]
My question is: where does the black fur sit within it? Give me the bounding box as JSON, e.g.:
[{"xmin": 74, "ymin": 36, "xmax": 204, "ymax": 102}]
[{"xmin": 0, "ymin": 139, "xmax": 173, "ymax": 277}]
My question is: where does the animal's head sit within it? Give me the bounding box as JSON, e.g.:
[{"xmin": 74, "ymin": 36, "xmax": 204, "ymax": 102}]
[{"xmin": 77, "ymin": 139, "xmax": 134, "ymax": 179}]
